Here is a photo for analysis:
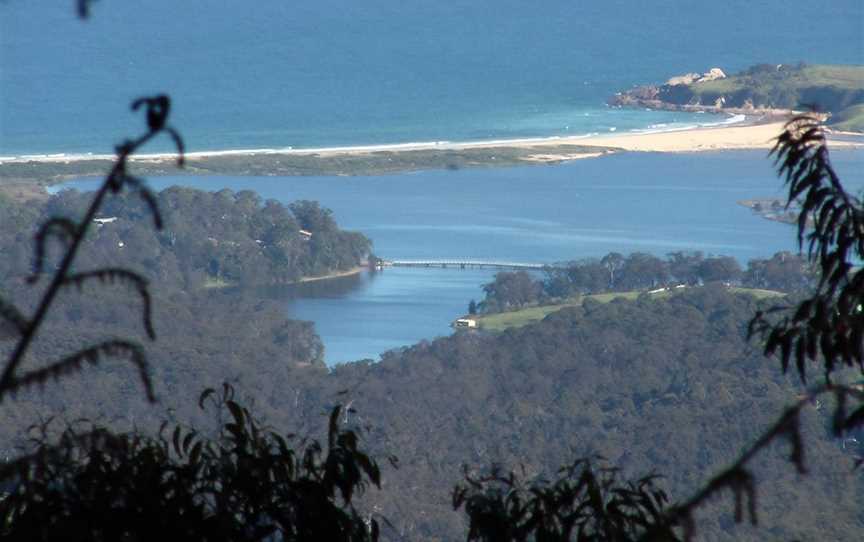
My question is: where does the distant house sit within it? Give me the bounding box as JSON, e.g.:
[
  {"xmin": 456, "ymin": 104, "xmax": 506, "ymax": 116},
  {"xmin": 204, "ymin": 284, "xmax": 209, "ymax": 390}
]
[
  {"xmin": 93, "ymin": 217, "xmax": 118, "ymax": 226},
  {"xmin": 453, "ymin": 318, "xmax": 477, "ymax": 329},
  {"xmin": 299, "ymin": 229, "xmax": 312, "ymax": 240}
]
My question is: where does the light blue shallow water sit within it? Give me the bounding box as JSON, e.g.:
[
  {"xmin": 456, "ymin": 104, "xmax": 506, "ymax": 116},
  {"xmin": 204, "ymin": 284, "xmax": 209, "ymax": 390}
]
[
  {"xmin": 2, "ymin": 1, "xmax": 862, "ymax": 154},
  {"xmin": 57, "ymin": 149, "xmax": 864, "ymax": 364}
]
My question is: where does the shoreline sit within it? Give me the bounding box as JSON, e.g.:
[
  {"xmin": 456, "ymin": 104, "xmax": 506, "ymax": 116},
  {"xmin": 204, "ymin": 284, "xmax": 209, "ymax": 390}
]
[
  {"xmin": 2, "ymin": 116, "xmax": 862, "ymax": 185},
  {"xmin": 295, "ymin": 266, "xmax": 365, "ymax": 284},
  {"xmin": 0, "ymin": 114, "xmax": 775, "ymax": 164},
  {"xmin": 202, "ymin": 266, "xmax": 366, "ymax": 290}
]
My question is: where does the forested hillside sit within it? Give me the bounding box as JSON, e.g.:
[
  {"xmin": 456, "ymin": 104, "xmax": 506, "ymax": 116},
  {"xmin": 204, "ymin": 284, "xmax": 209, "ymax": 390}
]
[
  {"xmin": 4, "ymin": 278, "xmax": 859, "ymax": 540},
  {"xmin": 288, "ymin": 287, "xmax": 862, "ymax": 540},
  {"xmin": 0, "ymin": 188, "xmax": 370, "ymax": 446},
  {"xmin": 478, "ymin": 251, "xmax": 812, "ymax": 314},
  {"xmin": 1, "ymin": 187, "xmax": 370, "ymax": 289}
]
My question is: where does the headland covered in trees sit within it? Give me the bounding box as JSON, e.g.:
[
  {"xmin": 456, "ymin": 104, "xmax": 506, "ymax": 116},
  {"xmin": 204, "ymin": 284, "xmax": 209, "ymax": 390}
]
[
  {"xmin": 1, "ymin": 187, "xmax": 372, "ymax": 289},
  {"xmin": 468, "ymin": 251, "xmax": 808, "ymax": 325}
]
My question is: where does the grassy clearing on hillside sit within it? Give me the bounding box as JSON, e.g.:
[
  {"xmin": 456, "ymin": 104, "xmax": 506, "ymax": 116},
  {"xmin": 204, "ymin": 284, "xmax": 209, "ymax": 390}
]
[
  {"xmin": 694, "ymin": 65, "xmax": 864, "ymax": 95},
  {"xmin": 474, "ymin": 291, "xmax": 643, "ymax": 332},
  {"xmin": 728, "ymin": 287, "xmax": 786, "ymax": 299},
  {"xmin": 474, "ymin": 287, "xmax": 784, "ymax": 332},
  {"xmin": 682, "ymin": 64, "xmax": 864, "ymax": 114}
]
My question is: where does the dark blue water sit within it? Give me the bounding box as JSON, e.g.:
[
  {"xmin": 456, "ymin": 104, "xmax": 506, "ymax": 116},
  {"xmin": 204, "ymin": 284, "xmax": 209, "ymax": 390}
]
[
  {"xmin": 2, "ymin": 1, "xmax": 862, "ymax": 154},
  {"xmin": 56, "ymin": 149, "xmax": 864, "ymax": 364}
]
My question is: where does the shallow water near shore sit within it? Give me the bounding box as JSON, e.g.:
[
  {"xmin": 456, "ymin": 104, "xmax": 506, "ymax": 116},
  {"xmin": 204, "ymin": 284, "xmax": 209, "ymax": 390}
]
[{"xmin": 57, "ymin": 149, "xmax": 864, "ymax": 364}]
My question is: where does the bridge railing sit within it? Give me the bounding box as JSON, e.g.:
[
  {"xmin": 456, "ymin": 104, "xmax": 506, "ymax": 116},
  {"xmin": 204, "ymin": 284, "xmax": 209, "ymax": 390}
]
[{"xmin": 380, "ymin": 259, "xmax": 555, "ymax": 270}]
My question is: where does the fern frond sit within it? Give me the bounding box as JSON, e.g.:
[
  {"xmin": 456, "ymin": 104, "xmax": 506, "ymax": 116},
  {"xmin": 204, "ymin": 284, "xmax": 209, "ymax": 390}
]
[
  {"xmin": 131, "ymin": 96, "xmax": 170, "ymax": 132},
  {"xmin": 62, "ymin": 268, "xmax": 156, "ymax": 339},
  {"xmin": 28, "ymin": 218, "xmax": 79, "ymax": 283},
  {"xmin": 0, "ymin": 297, "xmax": 29, "ymax": 336},
  {"xmin": 119, "ymin": 175, "xmax": 164, "ymax": 230},
  {"xmin": 165, "ymin": 127, "xmax": 186, "ymax": 167},
  {"xmin": 9, "ymin": 340, "xmax": 154, "ymax": 402}
]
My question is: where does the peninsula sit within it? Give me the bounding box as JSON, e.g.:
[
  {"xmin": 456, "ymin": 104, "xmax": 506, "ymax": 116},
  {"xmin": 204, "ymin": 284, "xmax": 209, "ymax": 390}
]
[{"xmin": 609, "ymin": 63, "xmax": 864, "ymax": 132}]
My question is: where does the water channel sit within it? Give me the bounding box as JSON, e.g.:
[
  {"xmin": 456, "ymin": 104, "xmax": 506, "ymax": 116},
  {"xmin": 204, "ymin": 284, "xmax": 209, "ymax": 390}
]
[{"xmin": 60, "ymin": 149, "xmax": 864, "ymax": 364}]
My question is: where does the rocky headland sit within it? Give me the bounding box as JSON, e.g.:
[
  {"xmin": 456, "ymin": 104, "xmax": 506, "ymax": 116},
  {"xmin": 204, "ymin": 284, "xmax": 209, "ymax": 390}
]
[{"xmin": 609, "ymin": 63, "xmax": 864, "ymax": 129}]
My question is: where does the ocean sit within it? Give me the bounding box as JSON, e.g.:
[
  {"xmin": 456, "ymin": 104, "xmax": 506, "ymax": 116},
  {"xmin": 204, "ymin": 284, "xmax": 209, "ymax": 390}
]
[{"xmin": 2, "ymin": 1, "xmax": 862, "ymax": 155}]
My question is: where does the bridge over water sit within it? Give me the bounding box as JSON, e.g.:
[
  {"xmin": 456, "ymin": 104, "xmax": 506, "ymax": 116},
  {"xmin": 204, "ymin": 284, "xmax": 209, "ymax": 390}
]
[{"xmin": 380, "ymin": 259, "xmax": 558, "ymax": 271}]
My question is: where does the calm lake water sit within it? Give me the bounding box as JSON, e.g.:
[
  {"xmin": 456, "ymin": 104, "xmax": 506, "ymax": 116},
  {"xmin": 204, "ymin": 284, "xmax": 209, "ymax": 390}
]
[{"xmin": 59, "ymin": 149, "xmax": 864, "ymax": 364}]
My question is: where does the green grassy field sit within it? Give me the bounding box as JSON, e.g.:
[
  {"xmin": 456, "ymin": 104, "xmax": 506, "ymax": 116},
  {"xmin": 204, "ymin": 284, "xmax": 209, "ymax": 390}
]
[
  {"xmin": 693, "ymin": 64, "xmax": 864, "ymax": 95},
  {"xmin": 683, "ymin": 64, "xmax": 864, "ymax": 116},
  {"xmin": 727, "ymin": 286, "xmax": 787, "ymax": 299},
  {"xmin": 473, "ymin": 291, "xmax": 643, "ymax": 332},
  {"xmin": 472, "ymin": 287, "xmax": 783, "ymax": 332}
]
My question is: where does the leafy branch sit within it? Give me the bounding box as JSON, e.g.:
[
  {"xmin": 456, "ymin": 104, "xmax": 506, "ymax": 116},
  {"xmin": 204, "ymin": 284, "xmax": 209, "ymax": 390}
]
[
  {"xmin": 0, "ymin": 95, "xmax": 183, "ymax": 402},
  {"xmin": 454, "ymin": 458, "xmax": 677, "ymax": 541},
  {"xmin": 0, "ymin": 383, "xmax": 388, "ymax": 541},
  {"xmin": 750, "ymin": 113, "xmax": 864, "ymax": 382},
  {"xmin": 643, "ymin": 383, "xmax": 864, "ymax": 541}
]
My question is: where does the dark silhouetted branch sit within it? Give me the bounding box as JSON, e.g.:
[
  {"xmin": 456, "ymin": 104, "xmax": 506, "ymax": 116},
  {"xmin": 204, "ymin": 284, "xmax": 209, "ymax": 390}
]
[
  {"xmin": 0, "ymin": 94, "xmax": 183, "ymax": 402},
  {"xmin": 643, "ymin": 383, "xmax": 864, "ymax": 541}
]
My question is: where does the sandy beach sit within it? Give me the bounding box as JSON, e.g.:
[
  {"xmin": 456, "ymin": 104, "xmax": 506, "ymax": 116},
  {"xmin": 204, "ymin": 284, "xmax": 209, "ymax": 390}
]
[
  {"xmin": 428, "ymin": 120, "xmax": 862, "ymax": 156},
  {"xmin": 3, "ymin": 119, "xmax": 859, "ymax": 167},
  {"xmin": 569, "ymin": 121, "xmax": 791, "ymax": 152}
]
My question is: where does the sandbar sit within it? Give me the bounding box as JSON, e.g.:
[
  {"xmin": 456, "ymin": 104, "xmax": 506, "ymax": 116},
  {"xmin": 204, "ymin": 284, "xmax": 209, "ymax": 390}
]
[{"xmin": 1, "ymin": 118, "xmax": 861, "ymax": 185}]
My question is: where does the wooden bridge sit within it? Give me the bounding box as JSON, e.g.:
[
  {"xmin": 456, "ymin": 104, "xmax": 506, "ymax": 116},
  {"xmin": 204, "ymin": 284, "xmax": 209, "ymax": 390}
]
[{"xmin": 380, "ymin": 259, "xmax": 553, "ymax": 271}]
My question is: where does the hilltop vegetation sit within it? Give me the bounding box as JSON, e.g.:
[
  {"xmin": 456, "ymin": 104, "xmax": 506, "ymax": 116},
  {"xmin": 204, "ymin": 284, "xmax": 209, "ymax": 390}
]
[
  {"xmin": 475, "ymin": 251, "xmax": 812, "ymax": 317},
  {"xmin": 673, "ymin": 64, "xmax": 864, "ymax": 112},
  {"xmin": 0, "ymin": 188, "xmax": 371, "ymax": 431},
  {"xmin": 471, "ymin": 287, "xmax": 784, "ymax": 332},
  {"xmin": 1, "ymin": 187, "xmax": 371, "ymax": 290},
  {"xmin": 5, "ymin": 264, "xmax": 863, "ymax": 540}
]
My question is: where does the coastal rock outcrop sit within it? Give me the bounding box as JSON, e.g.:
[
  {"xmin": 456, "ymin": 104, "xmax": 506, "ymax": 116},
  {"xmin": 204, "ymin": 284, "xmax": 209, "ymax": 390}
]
[
  {"xmin": 610, "ymin": 67, "xmax": 730, "ymax": 110},
  {"xmin": 665, "ymin": 68, "xmax": 725, "ymax": 87},
  {"xmin": 609, "ymin": 63, "xmax": 863, "ymax": 122}
]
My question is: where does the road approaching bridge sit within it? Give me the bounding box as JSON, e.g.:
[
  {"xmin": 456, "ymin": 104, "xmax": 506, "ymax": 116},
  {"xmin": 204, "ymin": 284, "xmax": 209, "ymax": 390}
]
[{"xmin": 380, "ymin": 259, "xmax": 552, "ymax": 271}]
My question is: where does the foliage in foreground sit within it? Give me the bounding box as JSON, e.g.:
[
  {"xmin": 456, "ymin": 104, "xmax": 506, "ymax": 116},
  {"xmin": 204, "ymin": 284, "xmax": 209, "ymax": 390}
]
[
  {"xmin": 453, "ymin": 460, "xmax": 677, "ymax": 542},
  {"xmin": 0, "ymin": 384, "xmax": 386, "ymax": 541}
]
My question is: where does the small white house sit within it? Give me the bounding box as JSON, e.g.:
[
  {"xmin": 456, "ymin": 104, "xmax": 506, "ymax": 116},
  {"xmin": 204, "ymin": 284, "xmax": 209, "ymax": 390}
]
[
  {"xmin": 93, "ymin": 217, "xmax": 118, "ymax": 225},
  {"xmin": 453, "ymin": 318, "xmax": 477, "ymax": 329}
]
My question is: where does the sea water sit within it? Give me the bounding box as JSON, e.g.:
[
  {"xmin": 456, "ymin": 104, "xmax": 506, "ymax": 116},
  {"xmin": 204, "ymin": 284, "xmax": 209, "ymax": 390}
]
[{"xmin": 2, "ymin": 0, "xmax": 862, "ymax": 155}]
